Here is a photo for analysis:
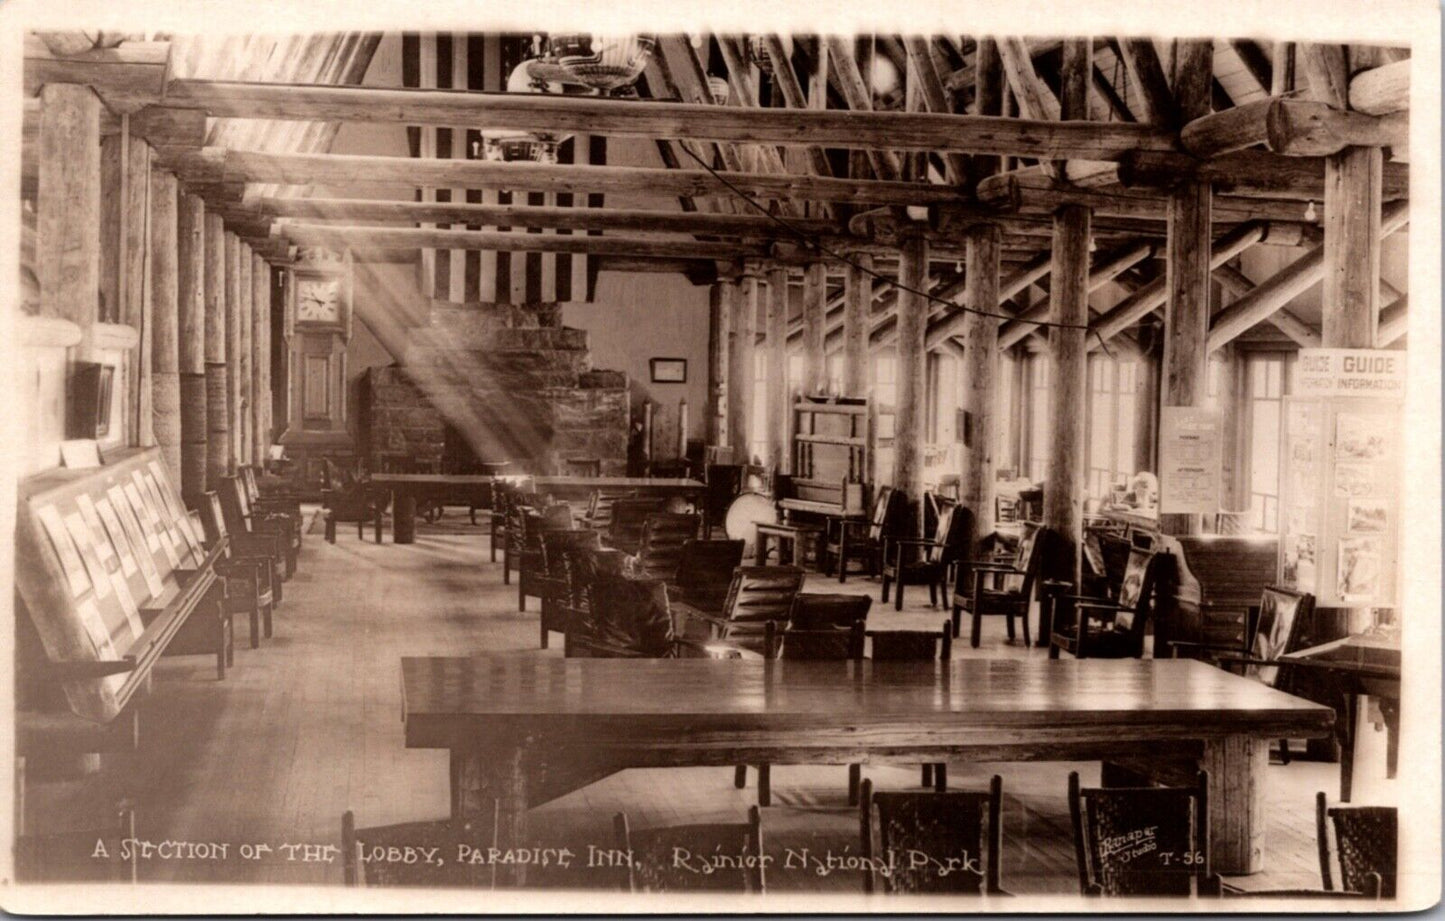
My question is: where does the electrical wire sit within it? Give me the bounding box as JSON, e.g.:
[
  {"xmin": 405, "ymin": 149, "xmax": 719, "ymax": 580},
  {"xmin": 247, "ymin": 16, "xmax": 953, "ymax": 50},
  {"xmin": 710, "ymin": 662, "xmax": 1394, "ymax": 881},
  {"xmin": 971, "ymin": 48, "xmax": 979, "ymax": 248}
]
[{"xmin": 679, "ymin": 144, "xmax": 1118, "ymax": 357}]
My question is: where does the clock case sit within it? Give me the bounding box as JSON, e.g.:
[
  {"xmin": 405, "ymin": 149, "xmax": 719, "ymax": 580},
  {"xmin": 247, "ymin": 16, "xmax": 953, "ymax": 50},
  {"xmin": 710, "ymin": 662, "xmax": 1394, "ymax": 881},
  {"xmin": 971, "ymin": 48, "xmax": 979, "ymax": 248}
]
[{"xmin": 289, "ymin": 265, "xmax": 353, "ymax": 336}]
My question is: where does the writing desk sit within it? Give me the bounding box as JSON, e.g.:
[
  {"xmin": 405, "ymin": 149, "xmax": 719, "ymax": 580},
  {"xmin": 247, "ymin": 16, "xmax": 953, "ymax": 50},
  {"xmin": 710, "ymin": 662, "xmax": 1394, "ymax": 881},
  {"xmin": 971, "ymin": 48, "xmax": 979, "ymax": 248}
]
[{"xmin": 402, "ymin": 656, "xmax": 1333, "ymax": 883}]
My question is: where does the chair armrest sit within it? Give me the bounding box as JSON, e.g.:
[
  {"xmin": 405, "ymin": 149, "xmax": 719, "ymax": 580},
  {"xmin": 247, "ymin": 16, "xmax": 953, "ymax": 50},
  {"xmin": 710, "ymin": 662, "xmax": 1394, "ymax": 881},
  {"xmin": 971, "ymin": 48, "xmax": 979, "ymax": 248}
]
[{"xmin": 968, "ymin": 561, "xmax": 1023, "ymax": 574}]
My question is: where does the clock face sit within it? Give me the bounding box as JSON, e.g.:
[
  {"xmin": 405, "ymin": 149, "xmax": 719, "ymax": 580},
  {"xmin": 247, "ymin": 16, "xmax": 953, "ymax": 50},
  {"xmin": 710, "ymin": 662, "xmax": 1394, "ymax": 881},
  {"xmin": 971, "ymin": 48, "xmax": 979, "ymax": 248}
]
[{"xmin": 296, "ymin": 277, "xmax": 342, "ymax": 323}]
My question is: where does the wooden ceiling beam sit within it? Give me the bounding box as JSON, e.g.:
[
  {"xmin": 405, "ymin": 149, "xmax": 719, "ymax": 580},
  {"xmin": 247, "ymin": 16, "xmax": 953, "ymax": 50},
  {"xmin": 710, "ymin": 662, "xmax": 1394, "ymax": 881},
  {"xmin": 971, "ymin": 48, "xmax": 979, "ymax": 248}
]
[
  {"xmin": 1298, "ymin": 42, "xmax": 1350, "ymax": 108},
  {"xmin": 164, "ymin": 148, "xmax": 964, "ymax": 207},
  {"xmin": 1212, "ymin": 263, "xmax": 1321, "ymax": 348},
  {"xmin": 996, "ymin": 240, "xmax": 1155, "ymax": 348},
  {"xmin": 1228, "ymin": 40, "xmax": 1275, "ymax": 95},
  {"xmin": 1115, "ymin": 38, "xmax": 1178, "ymax": 126},
  {"xmin": 977, "ymin": 168, "xmax": 1324, "ymax": 222},
  {"xmin": 760, "ymin": 34, "xmax": 836, "ymax": 180},
  {"xmin": 23, "ymin": 33, "xmax": 171, "ymax": 111},
  {"xmin": 1377, "ymin": 294, "xmax": 1408, "ymax": 346},
  {"xmin": 1180, "ymin": 98, "xmax": 1409, "ymax": 158},
  {"xmin": 902, "ymin": 36, "xmax": 968, "ymax": 185},
  {"xmin": 1349, "ymin": 59, "xmax": 1410, "ymax": 116},
  {"xmin": 821, "ymin": 36, "xmax": 902, "ymax": 180},
  {"xmin": 1117, "ymin": 149, "xmax": 1409, "ymax": 201},
  {"xmin": 274, "ymin": 223, "xmax": 773, "ymax": 260},
  {"xmin": 160, "ymin": 78, "xmax": 1178, "ymax": 162}
]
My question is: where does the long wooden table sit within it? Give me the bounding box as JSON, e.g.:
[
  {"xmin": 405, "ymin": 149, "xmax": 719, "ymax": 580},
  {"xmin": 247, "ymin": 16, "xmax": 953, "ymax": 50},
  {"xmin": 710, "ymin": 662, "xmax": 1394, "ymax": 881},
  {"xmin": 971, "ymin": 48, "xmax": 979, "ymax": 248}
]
[
  {"xmin": 401, "ymin": 656, "xmax": 1333, "ymax": 883},
  {"xmin": 367, "ymin": 474, "xmax": 705, "ymax": 543}
]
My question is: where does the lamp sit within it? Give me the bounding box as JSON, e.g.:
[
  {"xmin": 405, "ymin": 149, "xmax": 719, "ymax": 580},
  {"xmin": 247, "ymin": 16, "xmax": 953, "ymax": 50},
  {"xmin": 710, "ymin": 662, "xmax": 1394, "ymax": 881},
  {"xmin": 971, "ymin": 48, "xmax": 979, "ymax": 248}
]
[
  {"xmin": 480, "ymin": 60, "xmax": 573, "ymax": 162},
  {"xmin": 549, "ymin": 33, "xmax": 657, "ymax": 92},
  {"xmin": 706, "ymin": 75, "xmax": 730, "ymax": 105}
]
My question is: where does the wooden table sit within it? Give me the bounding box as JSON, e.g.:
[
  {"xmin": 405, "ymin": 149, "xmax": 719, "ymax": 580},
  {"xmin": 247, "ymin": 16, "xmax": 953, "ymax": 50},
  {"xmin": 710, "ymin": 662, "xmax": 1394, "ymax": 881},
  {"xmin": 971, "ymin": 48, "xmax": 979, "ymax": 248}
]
[
  {"xmin": 754, "ymin": 521, "xmax": 825, "ymax": 568},
  {"xmin": 401, "ymin": 656, "xmax": 1333, "ymax": 883},
  {"xmin": 368, "ymin": 475, "xmax": 705, "ymax": 543}
]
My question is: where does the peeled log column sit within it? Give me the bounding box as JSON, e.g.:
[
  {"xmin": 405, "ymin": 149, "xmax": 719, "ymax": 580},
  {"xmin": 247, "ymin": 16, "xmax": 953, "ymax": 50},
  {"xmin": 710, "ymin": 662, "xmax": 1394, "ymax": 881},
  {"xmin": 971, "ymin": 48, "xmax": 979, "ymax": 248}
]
[
  {"xmin": 253, "ymin": 253, "xmax": 272, "ymax": 462},
  {"xmin": 177, "ymin": 193, "xmax": 207, "ymax": 497},
  {"xmin": 1045, "ymin": 204, "xmax": 1091, "ymax": 584},
  {"xmin": 893, "ymin": 228, "xmax": 929, "ymax": 536},
  {"xmin": 150, "ymin": 168, "xmax": 182, "ymax": 483},
  {"xmin": 1160, "ymin": 180, "xmax": 1213, "ymax": 536},
  {"xmin": 765, "ymin": 265, "xmax": 789, "ymax": 474},
  {"xmin": 204, "ymin": 213, "xmax": 230, "ymax": 487},
  {"xmin": 707, "ymin": 283, "xmax": 728, "ymax": 446},
  {"xmin": 802, "ymin": 262, "xmax": 827, "ymax": 394},
  {"xmin": 961, "ymin": 224, "xmax": 1001, "ymax": 545},
  {"xmin": 725, "ymin": 274, "xmax": 757, "ymax": 464},
  {"xmin": 101, "ymin": 133, "xmax": 152, "ymax": 444},
  {"xmin": 1323, "ymin": 147, "xmax": 1383, "ymax": 348},
  {"xmin": 37, "ymin": 83, "xmax": 102, "ymax": 358},
  {"xmin": 842, "ymin": 255, "xmax": 873, "ymax": 397},
  {"xmin": 224, "ymin": 232, "xmax": 243, "ymax": 473},
  {"xmin": 237, "ymin": 244, "xmax": 253, "ymax": 467}
]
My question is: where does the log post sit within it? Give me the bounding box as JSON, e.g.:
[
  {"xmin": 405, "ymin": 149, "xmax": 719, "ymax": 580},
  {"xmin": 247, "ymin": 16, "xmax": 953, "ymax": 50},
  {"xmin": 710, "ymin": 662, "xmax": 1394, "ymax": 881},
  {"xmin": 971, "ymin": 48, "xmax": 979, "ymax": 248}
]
[
  {"xmin": 802, "ymin": 262, "xmax": 827, "ymax": 394},
  {"xmin": 224, "ymin": 232, "xmax": 242, "ymax": 473},
  {"xmin": 707, "ymin": 282, "xmax": 728, "ymax": 447},
  {"xmin": 842, "ymin": 254, "xmax": 872, "ymax": 397},
  {"xmin": 237, "ymin": 244, "xmax": 253, "ymax": 467},
  {"xmin": 100, "ymin": 129, "xmax": 152, "ymax": 445},
  {"xmin": 961, "ymin": 223, "xmax": 1002, "ymax": 546},
  {"xmin": 204, "ymin": 213, "xmax": 229, "ymax": 488},
  {"xmin": 1160, "ymin": 42, "xmax": 1214, "ymax": 536},
  {"xmin": 176, "ymin": 193, "xmax": 207, "ymax": 497},
  {"xmin": 36, "ymin": 83, "xmax": 102, "ymax": 361},
  {"xmin": 765, "ymin": 264, "xmax": 790, "ymax": 475},
  {"xmin": 252, "ymin": 253, "xmax": 271, "ymax": 463},
  {"xmin": 149, "ymin": 168, "xmax": 182, "ymax": 483},
  {"xmin": 1133, "ymin": 340, "xmax": 1159, "ymax": 476},
  {"xmin": 893, "ymin": 227, "xmax": 929, "ymax": 536},
  {"xmin": 725, "ymin": 271, "xmax": 757, "ymax": 464},
  {"xmin": 1044, "ymin": 204, "xmax": 1091, "ymax": 585}
]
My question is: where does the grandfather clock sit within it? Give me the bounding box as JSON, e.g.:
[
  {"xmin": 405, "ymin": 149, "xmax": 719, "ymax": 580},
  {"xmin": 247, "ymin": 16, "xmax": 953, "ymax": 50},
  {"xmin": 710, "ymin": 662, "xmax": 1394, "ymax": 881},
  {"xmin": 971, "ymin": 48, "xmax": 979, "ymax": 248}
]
[{"xmin": 278, "ymin": 248, "xmax": 355, "ymax": 491}]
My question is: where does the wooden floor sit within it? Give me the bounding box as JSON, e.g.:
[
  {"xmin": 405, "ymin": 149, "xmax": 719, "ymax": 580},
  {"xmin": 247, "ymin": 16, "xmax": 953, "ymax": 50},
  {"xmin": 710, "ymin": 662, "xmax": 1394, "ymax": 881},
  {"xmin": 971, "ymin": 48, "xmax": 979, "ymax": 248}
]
[{"xmin": 24, "ymin": 512, "xmax": 1398, "ymax": 894}]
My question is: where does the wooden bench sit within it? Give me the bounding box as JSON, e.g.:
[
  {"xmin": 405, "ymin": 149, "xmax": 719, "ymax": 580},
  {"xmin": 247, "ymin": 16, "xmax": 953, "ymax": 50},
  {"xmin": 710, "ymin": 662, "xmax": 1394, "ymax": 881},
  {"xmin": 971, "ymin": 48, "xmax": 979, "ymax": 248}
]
[{"xmin": 15, "ymin": 448, "xmax": 230, "ymax": 769}]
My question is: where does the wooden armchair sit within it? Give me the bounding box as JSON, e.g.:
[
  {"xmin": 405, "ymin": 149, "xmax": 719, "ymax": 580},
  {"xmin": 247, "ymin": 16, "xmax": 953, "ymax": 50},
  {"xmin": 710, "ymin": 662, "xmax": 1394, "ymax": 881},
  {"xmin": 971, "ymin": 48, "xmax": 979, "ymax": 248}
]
[
  {"xmin": 827, "ymin": 485, "xmax": 903, "ymax": 583},
  {"xmin": 568, "ymin": 563, "xmax": 732, "ymax": 660},
  {"xmin": 218, "ymin": 475, "xmax": 292, "ymax": 593},
  {"xmin": 868, "ymin": 623, "xmax": 953, "ymax": 796},
  {"xmin": 1047, "ymin": 548, "xmax": 1165, "ymax": 660},
  {"xmin": 241, "ymin": 465, "xmax": 303, "ymax": 543},
  {"xmin": 537, "ymin": 528, "xmax": 601, "ymax": 650},
  {"xmin": 488, "ymin": 477, "xmax": 534, "ymax": 563},
  {"xmin": 954, "ymin": 522, "xmax": 1053, "ymax": 648},
  {"xmin": 613, "ymin": 807, "xmax": 764, "ymax": 893},
  {"xmin": 707, "ymin": 566, "xmax": 807, "ymax": 654},
  {"xmin": 223, "ymin": 474, "xmax": 299, "ymax": 579},
  {"xmin": 320, "ymin": 466, "xmax": 381, "ymax": 544},
  {"xmin": 666, "ymin": 539, "xmax": 745, "ymax": 622},
  {"xmin": 582, "ymin": 488, "xmax": 634, "ymax": 534},
  {"xmin": 1068, "ymin": 769, "xmax": 1211, "ymax": 896},
  {"xmin": 860, "ymin": 775, "xmax": 1004, "ymax": 895},
  {"xmin": 1317, "ymin": 792, "xmax": 1395, "ymax": 898},
  {"xmin": 515, "ymin": 504, "xmax": 575, "ymax": 611},
  {"xmin": 341, "ymin": 809, "xmax": 492, "ymax": 888},
  {"xmin": 606, "ymin": 496, "xmax": 669, "ymax": 555},
  {"xmin": 881, "ymin": 502, "xmax": 970, "ymax": 611},
  {"xmin": 629, "ymin": 512, "xmax": 703, "ymax": 582},
  {"xmin": 197, "ymin": 490, "xmax": 276, "ymax": 650}
]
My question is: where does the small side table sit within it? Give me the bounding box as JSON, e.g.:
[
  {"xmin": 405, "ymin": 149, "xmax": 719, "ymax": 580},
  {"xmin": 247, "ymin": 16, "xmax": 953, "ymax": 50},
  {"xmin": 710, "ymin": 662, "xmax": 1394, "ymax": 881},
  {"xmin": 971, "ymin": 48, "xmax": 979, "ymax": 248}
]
[{"xmin": 755, "ymin": 522, "xmax": 826, "ymax": 569}]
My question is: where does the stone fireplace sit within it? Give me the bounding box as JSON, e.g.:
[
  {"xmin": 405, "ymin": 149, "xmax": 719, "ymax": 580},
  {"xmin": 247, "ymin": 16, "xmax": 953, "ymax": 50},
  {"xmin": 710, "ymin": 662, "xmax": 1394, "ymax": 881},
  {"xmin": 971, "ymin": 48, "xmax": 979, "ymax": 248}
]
[{"xmin": 359, "ymin": 301, "xmax": 629, "ymax": 475}]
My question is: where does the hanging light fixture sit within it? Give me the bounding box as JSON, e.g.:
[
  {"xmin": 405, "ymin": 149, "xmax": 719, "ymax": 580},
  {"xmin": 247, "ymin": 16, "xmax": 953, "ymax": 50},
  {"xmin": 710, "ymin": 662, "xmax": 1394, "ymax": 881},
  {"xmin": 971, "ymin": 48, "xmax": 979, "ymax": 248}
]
[
  {"xmin": 707, "ymin": 75, "xmax": 731, "ymax": 105},
  {"xmin": 479, "ymin": 59, "xmax": 572, "ymax": 163},
  {"xmin": 548, "ymin": 33, "xmax": 657, "ymax": 93},
  {"xmin": 1304, "ymin": 200, "xmax": 1318, "ymax": 221}
]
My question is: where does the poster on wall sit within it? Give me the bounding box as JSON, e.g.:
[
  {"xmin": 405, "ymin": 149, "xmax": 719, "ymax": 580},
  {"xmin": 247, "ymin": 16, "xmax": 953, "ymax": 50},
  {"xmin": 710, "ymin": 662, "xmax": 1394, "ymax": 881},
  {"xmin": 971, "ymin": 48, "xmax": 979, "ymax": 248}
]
[{"xmin": 1157, "ymin": 407, "xmax": 1221, "ymax": 515}]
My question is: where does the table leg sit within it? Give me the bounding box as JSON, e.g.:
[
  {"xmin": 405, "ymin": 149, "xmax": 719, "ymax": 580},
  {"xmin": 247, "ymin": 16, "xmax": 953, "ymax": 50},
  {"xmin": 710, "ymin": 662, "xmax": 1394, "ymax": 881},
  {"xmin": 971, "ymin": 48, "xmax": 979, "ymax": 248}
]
[
  {"xmin": 373, "ymin": 496, "xmax": 384, "ymax": 544},
  {"xmin": 1203, "ymin": 735, "xmax": 1267, "ymax": 875},
  {"xmin": 451, "ymin": 743, "xmax": 530, "ymax": 887},
  {"xmin": 394, "ymin": 492, "xmax": 418, "ymax": 544}
]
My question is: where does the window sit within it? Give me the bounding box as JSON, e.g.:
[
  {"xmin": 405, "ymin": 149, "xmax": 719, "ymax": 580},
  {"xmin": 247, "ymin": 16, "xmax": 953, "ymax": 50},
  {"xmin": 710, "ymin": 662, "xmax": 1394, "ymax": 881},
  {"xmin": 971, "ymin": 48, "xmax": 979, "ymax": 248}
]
[
  {"xmin": 1085, "ymin": 357, "xmax": 1138, "ymax": 500},
  {"xmin": 787, "ymin": 354, "xmax": 804, "ymax": 397},
  {"xmin": 873, "ymin": 352, "xmax": 898, "ymax": 439},
  {"xmin": 826, "ymin": 353, "xmax": 845, "ymax": 395},
  {"xmin": 748, "ymin": 351, "xmax": 768, "ymax": 464},
  {"xmin": 927, "ymin": 352, "xmax": 960, "ymax": 444},
  {"xmin": 1246, "ymin": 354, "xmax": 1289, "ymax": 532},
  {"xmin": 997, "ymin": 353, "xmax": 1016, "ymax": 473},
  {"xmin": 1027, "ymin": 355, "xmax": 1050, "ymax": 482}
]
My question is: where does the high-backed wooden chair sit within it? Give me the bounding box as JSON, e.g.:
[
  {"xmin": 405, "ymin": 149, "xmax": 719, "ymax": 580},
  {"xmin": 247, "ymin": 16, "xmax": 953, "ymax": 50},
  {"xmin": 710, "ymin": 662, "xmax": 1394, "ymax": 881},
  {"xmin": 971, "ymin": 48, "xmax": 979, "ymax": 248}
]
[
  {"xmin": 217, "ymin": 475, "xmax": 291, "ymax": 594},
  {"xmin": 859, "ymin": 775, "xmax": 1004, "ymax": 895},
  {"xmin": 607, "ymin": 496, "xmax": 669, "ymax": 555},
  {"xmin": 1068, "ymin": 770, "xmax": 1211, "ymax": 896},
  {"xmin": 241, "ymin": 465, "xmax": 303, "ymax": 543},
  {"xmin": 515, "ymin": 504, "xmax": 575, "ymax": 611},
  {"xmin": 1317, "ymin": 792, "xmax": 1396, "ymax": 898},
  {"xmin": 1047, "ymin": 548, "xmax": 1166, "ymax": 660},
  {"xmin": 612, "ymin": 807, "xmax": 764, "ymax": 893},
  {"xmin": 630, "ymin": 512, "xmax": 702, "ymax": 582},
  {"xmin": 537, "ymin": 528, "xmax": 602, "ymax": 649},
  {"xmin": 582, "ymin": 488, "xmax": 634, "ymax": 534},
  {"xmin": 197, "ymin": 489, "xmax": 276, "ymax": 650},
  {"xmin": 320, "ymin": 463, "xmax": 381, "ymax": 543},
  {"xmin": 881, "ymin": 503, "xmax": 970, "ymax": 611},
  {"xmin": 829, "ymin": 486, "xmax": 903, "ymax": 582},
  {"xmin": 341, "ymin": 809, "xmax": 492, "ymax": 888},
  {"xmin": 488, "ymin": 477, "xmax": 534, "ymax": 563},
  {"xmin": 666, "ymin": 539, "xmax": 745, "ymax": 619},
  {"xmin": 956, "ymin": 523, "xmax": 1053, "ymax": 648},
  {"xmin": 868, "ymin": 623, "xmax": 953, "ymax": 795}
]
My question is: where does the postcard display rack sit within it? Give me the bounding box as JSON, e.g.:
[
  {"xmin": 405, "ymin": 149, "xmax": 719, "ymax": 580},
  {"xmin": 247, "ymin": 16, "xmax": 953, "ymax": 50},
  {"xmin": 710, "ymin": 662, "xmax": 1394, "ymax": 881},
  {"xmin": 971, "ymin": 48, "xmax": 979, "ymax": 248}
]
[
  {"xmin": 14, "ymin": 446, "xmax": 229, "ymax": 762},
  {"xmin": 1277, "ymin": 396, "xmax": 1400, "ymax": 609}
]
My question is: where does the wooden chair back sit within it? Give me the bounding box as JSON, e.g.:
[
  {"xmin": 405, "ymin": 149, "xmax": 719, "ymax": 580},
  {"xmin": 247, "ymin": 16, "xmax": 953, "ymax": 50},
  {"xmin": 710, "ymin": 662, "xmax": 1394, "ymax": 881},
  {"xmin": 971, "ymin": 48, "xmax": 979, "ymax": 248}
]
[
  {"xmin": 341, "ymin": 810, "xmax": 491, "ymax": 887},
  {"xmin": 1318, "ymin": 793, "xmax": 1396, "ymax": 898},
  {"xmin": 764, "ymin": 618, "xmax": 866, "ymax": 660},
  {"xmin": 584, "ymin": 488, "xmax": 634, "ymax": 532},
  {"xmin": 541, "ymin": 529, "xmax": 602, "ymax": 581},
  {"xmin": 1068, "ymin": 770, "xmax": 1210, "ymax": 896},
  {"xmin": 632, "ymin": 513, "xmax": 703, "ymax": 581},
  {"xmin": 787, "ymin": 592, "xmax": 873, "ymax": 630},
  {"xmin": 608, "ymin": 496, "xmax": 669, "ymax": 553},
  {"xmin": 1250, "ymin": 587, "xmax": 1315, "ymax": 688},
  {"xmin": 586, "ymin": 570, "xmax": 676, "ymax": 657},
  {"xmin": 860, "ymin": 775, "xmax": 1003, "ymax": 894},
  {"xmin": 927, "ymin": 502, "xmax": 969, "ymax": 566},
  {"xmin": 717, "ymin": 566, "xmax": 806, "ymax": 646},
  {"xmin": 613, "ymin": 808, "xmax": 764, "ymax": 892},
  {"xmin": 671, "ymin": 539, "xmax": 745, "ymax": 609},
  {"xmin": 869, "ymin": 623, "xmax": 953, "ymax": 661},
  {"xmin": 703, "ymin": 465, "xmax": 744, "ymax": 530},
  {"xmin": 995, "ymin": 495, "xmax": 1020, "ymax": 524},
  {"xmin": 867, "ymin": 486, "xmax": 899, "ymax": 542}
]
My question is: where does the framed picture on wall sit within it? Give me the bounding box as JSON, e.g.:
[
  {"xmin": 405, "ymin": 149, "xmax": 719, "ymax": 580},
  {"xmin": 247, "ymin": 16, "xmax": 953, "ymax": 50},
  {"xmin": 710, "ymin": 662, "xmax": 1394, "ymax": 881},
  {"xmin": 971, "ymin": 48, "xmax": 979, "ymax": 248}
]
[{"xmin": 650, "ymin": 358, "xmax": 687, "ymax": 383}]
